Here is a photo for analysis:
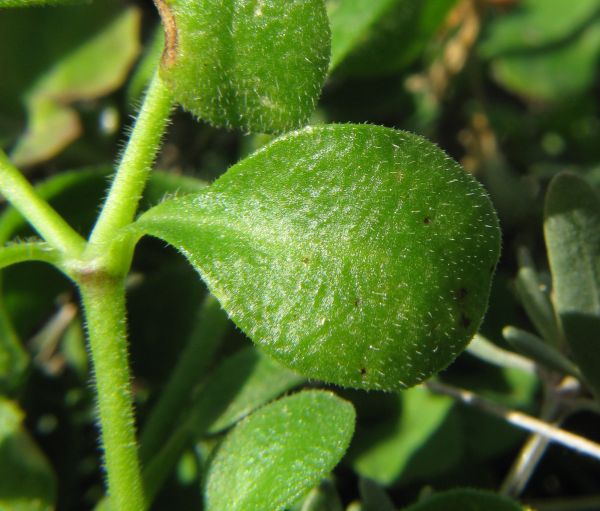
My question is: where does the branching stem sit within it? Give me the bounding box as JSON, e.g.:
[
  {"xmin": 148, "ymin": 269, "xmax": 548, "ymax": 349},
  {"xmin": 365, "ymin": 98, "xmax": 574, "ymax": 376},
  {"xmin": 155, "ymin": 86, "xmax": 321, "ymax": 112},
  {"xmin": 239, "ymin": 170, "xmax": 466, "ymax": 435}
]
[
  {"xmin": 0, "ymin": 151, "xmax": 85, "ymax": 255},
  {"xmin": 88, "ymin": 71, "xmax": 173, "ymax": 251}
]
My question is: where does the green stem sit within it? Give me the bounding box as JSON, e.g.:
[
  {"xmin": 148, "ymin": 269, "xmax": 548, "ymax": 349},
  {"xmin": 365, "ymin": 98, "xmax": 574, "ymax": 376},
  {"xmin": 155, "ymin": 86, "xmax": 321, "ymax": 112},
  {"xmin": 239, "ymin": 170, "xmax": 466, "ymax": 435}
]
[
  {"xmin": 80, "ymin": 277, "xmax": 145, "ymax": 511},
  {"xmin": 88, "ymin": 71, "xmax": 173, "ymax": 250},
  {"xmin": 139, "ymin": 295, "xmax": 228, "ymax": 462},
  {"xmin": 0, "ymin": 150, "xmax": 85, "ymax": 255},
  {"xmin": 0, "ymin": 242, "xmax": 59, "ymax": 270},
  {"xmin": 94, "ymin": 420, "xmax": 195, "ymax": 511}
]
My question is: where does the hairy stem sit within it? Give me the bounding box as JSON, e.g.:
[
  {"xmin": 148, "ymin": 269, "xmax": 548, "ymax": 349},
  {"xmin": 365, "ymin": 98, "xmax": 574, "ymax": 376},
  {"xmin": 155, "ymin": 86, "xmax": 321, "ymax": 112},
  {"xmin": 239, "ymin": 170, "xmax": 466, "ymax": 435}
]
[
  {"xmin": 80, "ymin": 277, "xmax": 145, "ymax": 511},
  {"xmin": 0, "ymin": 242, "xmax": 59, "ymax": 270},
  {"xmin": 88, "ymin": 71, "xmax": 173, "ymax": 250},
  {"xmin": 0, "ymin": 150, "xmax": 85, "ymax": 255}
]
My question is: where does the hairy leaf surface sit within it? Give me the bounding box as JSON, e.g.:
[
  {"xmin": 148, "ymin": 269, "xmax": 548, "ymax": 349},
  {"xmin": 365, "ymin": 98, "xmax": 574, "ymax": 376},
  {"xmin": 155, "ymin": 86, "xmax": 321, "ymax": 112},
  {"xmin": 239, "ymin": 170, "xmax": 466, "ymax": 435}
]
[
  {"xmin": 133, "ymin": 124, "xmax": 500, "ymax": 390},
  {"xmin": 205, "ymin": 390, "xmax": 355, "ymax": 511},
  {"xmin": 158, "ymin": 0, "xmax": 330, "ymax": 133}
]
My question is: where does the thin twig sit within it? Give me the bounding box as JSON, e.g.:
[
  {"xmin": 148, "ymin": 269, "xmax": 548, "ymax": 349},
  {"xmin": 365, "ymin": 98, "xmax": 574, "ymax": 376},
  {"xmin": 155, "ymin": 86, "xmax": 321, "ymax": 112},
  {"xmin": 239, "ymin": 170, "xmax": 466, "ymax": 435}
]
[
  {"xmin": 500, "ymin": 375, "xmax": 560, "ymax": 497},
  {"xmin": 425, "ymin": 380, "xmax": 600, "ymax": 461}
]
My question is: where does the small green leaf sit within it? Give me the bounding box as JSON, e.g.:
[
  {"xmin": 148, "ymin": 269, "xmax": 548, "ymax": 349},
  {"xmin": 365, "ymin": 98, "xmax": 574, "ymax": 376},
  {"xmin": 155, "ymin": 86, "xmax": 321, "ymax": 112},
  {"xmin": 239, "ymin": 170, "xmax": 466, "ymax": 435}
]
[
  {"xmin": 0, "ymin": 1, "xmax": 128, "ymax": 146},
  {"xmin": 205, "ymin": 390, "xmax": 355, "ymax": 511},
  {"xmin": 157, "ymin": 0, "xmax": 330, "ymax": 133},
  {"xmin": 27, "ymin": 8, "xmax": 140, "ymax": 101},
  {"xmin": 0, "ymin": 398, "xmax": 56, "ymax": 510},
  {"xmin": 133, "ymin": 124, "xmax": 501, "ymax": 391},
  {"xmin": 136, "ymin": 346, "xmax": 305, "ymax": 503},
  {"xmin": 544, "ymin": 172, "xmax": 600, "ymax": 398},
  {"xmin": 514, "ymin": 264, "xmax": 562, "ymax": 347},
  {"xmin": 402, "ymin": 488, "xmax": 527, "ymax": 511},
  {"xmin": 466, "ymin": 334, "xmax": 535, "ymax": 374}
]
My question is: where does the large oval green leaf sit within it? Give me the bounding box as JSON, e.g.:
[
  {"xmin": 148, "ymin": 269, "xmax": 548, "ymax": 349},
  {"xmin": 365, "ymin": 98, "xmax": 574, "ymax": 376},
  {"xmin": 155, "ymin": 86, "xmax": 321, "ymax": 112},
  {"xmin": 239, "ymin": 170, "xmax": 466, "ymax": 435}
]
[
  {"xmin": 205, "ymin": 390, "xmax": 355, "ymax": 511},
  {"xmin": 157, "ymin": 0, "xmax": 330, "ymax": 133},
  {"xmin": 133, "ymin": 124, "xmax": 500, "ymax": 391}
]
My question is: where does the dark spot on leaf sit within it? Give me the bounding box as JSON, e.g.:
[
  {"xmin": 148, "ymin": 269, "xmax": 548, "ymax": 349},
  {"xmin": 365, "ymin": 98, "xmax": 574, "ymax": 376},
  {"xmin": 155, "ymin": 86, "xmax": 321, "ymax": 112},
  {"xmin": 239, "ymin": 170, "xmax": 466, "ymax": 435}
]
[
  {"xmin": 354, "ymin": 297, "xmax": 361, "ymax": 307},
  {"xmin": 460, "ymin": 313, "xmax": 471, "ymax": 328},
  {"xmin": 360, "ymin": 367, "xmax": 367, "ymax": 376},
  {"xmin": 423, "ymin": 216, "xmax": 431, "ymax": 225},
  {"xmin": 302, "ymin": 257, "xmax": 310, "ymax": 265}
]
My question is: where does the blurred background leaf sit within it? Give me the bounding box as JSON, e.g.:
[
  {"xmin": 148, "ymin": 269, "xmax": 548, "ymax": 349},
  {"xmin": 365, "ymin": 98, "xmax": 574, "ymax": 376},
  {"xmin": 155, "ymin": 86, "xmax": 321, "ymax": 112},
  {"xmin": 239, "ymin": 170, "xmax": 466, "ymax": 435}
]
[
  {"xmin": 544, "ymin": 172, "xmax": 600, "ymax": 399},
  {"xmin": 0, "ymin": 397, "xmax": 56, "ymax": 510},
  {"xmin": 0, "ymin": 1, "xmax": 140, "ymax": 166},
  {"xmin": 480, "ymin": 0, "xmax": 600, "ymax": 101}
]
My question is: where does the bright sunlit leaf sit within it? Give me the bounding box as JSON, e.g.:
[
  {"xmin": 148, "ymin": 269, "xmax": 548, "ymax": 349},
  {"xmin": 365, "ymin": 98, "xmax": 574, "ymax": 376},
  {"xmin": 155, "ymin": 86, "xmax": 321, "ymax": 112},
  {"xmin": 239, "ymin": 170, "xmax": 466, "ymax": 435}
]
[{"xmin": 133, "ymin": 124, "xmax": 500, "ymax": 391}]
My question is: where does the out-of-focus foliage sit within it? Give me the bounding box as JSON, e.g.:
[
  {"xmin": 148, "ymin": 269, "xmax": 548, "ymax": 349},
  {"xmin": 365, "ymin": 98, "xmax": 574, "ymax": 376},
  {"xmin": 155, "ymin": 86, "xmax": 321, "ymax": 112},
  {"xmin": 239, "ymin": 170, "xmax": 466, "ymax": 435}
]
[
  {"xmin": 0, "ymin": 398, "xmax": 56, "ymax": 510},
  {"xmin": 480, "ymin": 0, "xmax": 600, "ymax": 101},
  {"xmin": 0, "ymin": 1, "xmax": 140, "ymax": 166}
]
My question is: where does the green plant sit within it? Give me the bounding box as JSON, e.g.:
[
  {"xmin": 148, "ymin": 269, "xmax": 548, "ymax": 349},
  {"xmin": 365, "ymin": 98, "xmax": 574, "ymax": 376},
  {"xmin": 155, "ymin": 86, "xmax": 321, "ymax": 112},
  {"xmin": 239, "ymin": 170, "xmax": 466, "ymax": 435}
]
[{"xmin": 2, "ymin": 0, "xmax": 600, "ymax": 510}]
